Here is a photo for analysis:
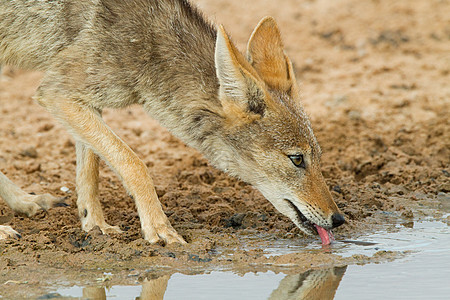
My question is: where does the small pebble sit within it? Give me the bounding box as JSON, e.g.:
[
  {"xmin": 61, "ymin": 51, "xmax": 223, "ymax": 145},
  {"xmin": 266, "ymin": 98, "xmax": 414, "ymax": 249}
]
[{"xmin": 60, "ymin": 186, "xmax": 70, "ymax": 193}]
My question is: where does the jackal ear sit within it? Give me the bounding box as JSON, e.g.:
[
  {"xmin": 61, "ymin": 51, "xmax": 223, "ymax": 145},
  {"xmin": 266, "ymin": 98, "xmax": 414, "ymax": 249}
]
[
  {"xmin": 247, "ymin": 17, "xmax": 297, "ymax": 94},
  {"xmin": 215, "ymin": 25, "xmax": 267, "ymax": 117}
]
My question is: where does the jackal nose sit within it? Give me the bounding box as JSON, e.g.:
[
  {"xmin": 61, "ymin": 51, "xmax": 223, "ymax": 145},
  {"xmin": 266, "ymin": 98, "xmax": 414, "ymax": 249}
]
[{"xmin": 331, "ymin": 213, "xmax": 345, "ymax": 228}]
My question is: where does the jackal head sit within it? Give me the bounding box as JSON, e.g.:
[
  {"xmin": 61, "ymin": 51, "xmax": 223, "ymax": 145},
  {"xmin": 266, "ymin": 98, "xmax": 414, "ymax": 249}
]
[{"xmin": 213, "ymin": 17, "xmax": 345, "ymax": 243}]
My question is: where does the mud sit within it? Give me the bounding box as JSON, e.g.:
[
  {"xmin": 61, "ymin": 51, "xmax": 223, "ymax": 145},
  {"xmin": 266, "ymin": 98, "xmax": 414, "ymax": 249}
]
[{"xmin": 0, "ymin": 0, "xmax": 449, "ymax": 298}]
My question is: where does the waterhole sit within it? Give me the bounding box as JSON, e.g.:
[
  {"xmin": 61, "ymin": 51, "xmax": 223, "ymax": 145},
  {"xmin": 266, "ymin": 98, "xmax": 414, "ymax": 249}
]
[{"xmin": 34, "ymin": 217, "xmax": 448, "ymax": 300}]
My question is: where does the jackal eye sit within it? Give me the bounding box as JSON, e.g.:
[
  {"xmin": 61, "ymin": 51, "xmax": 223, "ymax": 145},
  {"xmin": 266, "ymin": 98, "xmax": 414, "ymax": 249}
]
[{"xmin": 288, "ymin": 154, "xmax": 305, "ymax": 168}]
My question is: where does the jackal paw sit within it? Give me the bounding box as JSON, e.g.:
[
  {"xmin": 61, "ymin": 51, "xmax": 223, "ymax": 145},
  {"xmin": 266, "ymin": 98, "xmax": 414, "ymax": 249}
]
[
  {"xmin": 13, "ymin": 193, "xmax": 68, "ymax": 217},
  {"xmin": 145, "ymin": 224, "xmax": 186, "ymax": 245},
  {"xmin": 0, "ymin": 225, "xmax": 21, "ymax": 240},
  {"xmin": 32, "ymin": 193, "xmax": 69, "ymax": 211}
]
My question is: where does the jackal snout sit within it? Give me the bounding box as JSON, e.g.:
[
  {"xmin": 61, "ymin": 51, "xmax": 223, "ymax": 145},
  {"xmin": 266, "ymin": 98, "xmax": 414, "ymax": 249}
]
[{"xmin": 293, "ymin": 167, "xmax": 345, "ymax": 231}]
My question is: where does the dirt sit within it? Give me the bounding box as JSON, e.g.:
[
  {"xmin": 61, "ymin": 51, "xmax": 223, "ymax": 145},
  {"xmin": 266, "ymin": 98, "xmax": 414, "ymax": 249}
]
[{"xmin": 0, "ymin": 0, "xmax": 449, "ymax": 297}]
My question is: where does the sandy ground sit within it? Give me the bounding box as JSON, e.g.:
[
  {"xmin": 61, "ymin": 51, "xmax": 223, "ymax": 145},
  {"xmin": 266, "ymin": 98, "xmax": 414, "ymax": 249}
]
[{"xmin": 0, "ymin": 0, "xmax": 449, "ymax": 297}]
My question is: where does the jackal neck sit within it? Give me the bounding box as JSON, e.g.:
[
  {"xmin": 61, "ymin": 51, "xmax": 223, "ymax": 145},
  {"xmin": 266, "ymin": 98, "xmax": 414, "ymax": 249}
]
[{"xmin": 122, "ymin": 0, "xmax": 226, "ymax": 163}]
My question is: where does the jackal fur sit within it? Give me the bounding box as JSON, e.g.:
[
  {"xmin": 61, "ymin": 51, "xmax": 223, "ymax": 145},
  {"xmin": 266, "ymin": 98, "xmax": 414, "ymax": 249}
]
[{"xmin": 0, "ymin": 0, "xmax": 344, "ymax": 243}]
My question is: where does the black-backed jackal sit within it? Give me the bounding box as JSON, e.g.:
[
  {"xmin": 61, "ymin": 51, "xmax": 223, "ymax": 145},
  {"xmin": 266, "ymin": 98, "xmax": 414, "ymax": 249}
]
[{"xmin": 0, "ymin": 0, "xmax": 345, "ymax": 245}]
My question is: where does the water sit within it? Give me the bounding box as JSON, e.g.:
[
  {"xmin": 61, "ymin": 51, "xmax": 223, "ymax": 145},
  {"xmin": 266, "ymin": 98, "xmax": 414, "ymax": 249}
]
[
  {"xmin": 50, "ymin": 218, "xmax": 449, "ymax": 300},
  {"xmin": 335, "ymin": 220, "xmax": 450, "ymax": 300}
]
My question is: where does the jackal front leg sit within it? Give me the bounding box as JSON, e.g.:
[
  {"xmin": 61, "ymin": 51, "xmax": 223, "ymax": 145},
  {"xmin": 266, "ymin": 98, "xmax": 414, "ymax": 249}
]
[
  {"xmin": 41, "ymin": 97, "xmax": 185, "ymax": 244},
  {"xmin": 76, "ymin": 141, "xmax": 122, "ymax": 235}
]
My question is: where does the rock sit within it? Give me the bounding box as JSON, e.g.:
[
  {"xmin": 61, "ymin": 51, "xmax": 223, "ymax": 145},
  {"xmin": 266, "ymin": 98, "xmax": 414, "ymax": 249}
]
[
  {"xmin": 37, "ymin": 293, "xmax": 63, "ymax": 299},
  {"xmin": 20, "ymin": 147, "xmax": 38, "ymax": 158},
  {"xmin": 401, "ymin": 210, "xmax": 414, "ymax": 219},
  {"xmin": 224, "ymin": 213, "xmax": 245, "ymax": 228},
  {"xmin": 188, "ymin": 254, "xmax": 212, "ymax": 262}
]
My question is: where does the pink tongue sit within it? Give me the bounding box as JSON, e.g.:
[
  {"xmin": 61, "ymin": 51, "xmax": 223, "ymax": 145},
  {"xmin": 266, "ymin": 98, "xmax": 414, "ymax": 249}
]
[{"xmin": 314, "ymin": 225, "xmax": 334, "ymax": 245}]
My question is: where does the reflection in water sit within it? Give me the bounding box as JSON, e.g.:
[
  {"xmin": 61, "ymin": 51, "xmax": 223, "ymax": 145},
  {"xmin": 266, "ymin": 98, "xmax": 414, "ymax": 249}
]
[
  {"xmin": 82, "ymin": 286, "xmax": 106, "ymax": 299},
  {"xmin": 138, "ymin": 276, "xmax": 170, "ymax": 300},
  {"xmin": 268, "ymin": 267, "xmax": 347, "ymax": 300},
  {"xmin": 79, "ymin": 276, "xmax": 170, "ymax": 300},
  {"xmin": 77, "ymin": 267, "xmax": 346, "ymax": 300}
]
